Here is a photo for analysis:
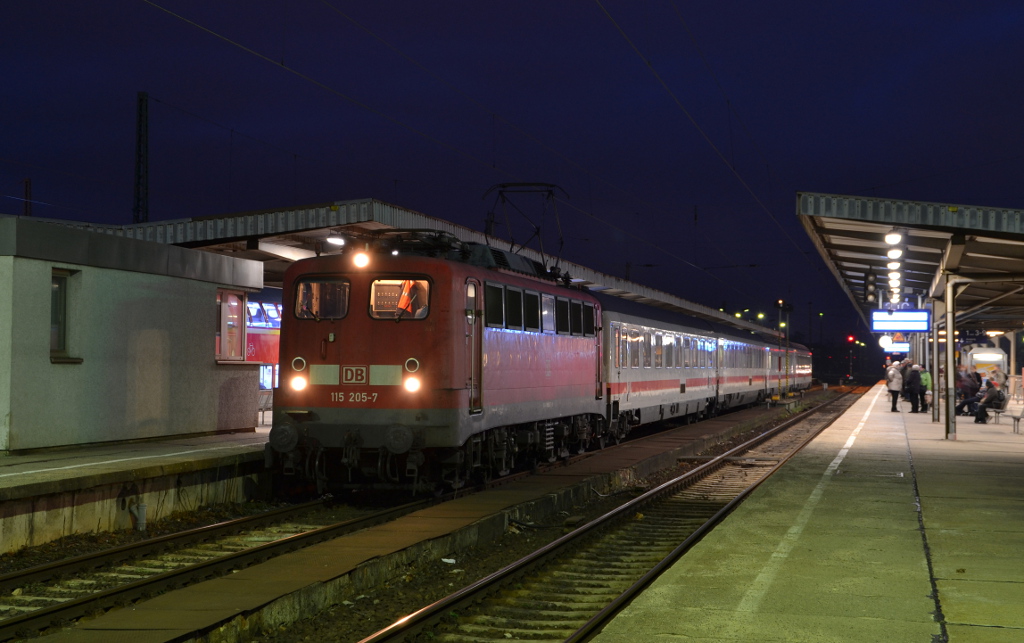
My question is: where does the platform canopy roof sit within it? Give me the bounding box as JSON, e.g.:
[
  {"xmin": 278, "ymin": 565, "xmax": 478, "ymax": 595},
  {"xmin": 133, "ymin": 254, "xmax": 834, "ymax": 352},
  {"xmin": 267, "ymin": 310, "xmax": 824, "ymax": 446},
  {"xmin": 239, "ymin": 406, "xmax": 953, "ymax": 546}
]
[
  {"xmin": 51, "ymin": 198, "xmax": 779, "ymax": 337},
  {"xmin": 798, "ymin": 192, "xmax": 1024, "ymax": 333}
]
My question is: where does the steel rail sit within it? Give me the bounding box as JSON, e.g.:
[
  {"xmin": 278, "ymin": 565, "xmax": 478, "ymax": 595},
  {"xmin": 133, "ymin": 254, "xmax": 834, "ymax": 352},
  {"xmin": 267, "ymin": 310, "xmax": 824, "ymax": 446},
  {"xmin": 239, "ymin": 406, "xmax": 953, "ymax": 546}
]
[
  {"xmin": 568, "ymin": 394, "xmax": 852, "ymax": 641},
  {"xmin": 357, "ymin": 392, "xmax": 852, "ymax": 643},
  {"xmin": 0, "ymin": 495, "xmax": 439, "ymax": 641}
]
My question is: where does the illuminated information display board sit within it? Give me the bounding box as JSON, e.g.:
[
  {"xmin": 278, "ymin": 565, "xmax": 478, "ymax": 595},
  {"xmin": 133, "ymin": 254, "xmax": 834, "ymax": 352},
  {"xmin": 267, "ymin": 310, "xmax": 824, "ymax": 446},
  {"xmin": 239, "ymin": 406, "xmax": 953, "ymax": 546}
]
[{"xmin": 871, "ymin": 309, "xmax": 930, "ymax": 332}]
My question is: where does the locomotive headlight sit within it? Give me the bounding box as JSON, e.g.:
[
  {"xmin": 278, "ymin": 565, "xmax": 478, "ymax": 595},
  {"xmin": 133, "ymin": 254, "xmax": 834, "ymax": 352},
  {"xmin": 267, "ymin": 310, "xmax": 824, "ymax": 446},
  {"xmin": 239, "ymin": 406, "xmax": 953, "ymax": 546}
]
[
  {"xmin": 290, "ymin": 375, "xmax": 308, "ymax": 391},
  {"xmin": 353, "ymin": 251, "xmax": 370, "ymax": 268},
  {"xmin": 403, "ymin": 376, "xmax": 421, "ymax": 393}
]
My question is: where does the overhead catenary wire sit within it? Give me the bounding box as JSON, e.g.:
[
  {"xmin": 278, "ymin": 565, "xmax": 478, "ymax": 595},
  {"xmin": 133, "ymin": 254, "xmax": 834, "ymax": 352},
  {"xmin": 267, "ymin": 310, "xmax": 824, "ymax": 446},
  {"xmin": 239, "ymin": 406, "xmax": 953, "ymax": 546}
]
[
  {"xmin": 671, "ymin": 2, "xmax": 775, "ymax": 187},
  {"xmin": 313, "ymin": 0, "xmax": 760, "ymax": 297},
  {"xmin": 593, "ymin": 0, "xmax": 817, "ymax": 270},
  {"xmin": 138, "ymin": 0, "xmax": 760, "ymax": 301}
]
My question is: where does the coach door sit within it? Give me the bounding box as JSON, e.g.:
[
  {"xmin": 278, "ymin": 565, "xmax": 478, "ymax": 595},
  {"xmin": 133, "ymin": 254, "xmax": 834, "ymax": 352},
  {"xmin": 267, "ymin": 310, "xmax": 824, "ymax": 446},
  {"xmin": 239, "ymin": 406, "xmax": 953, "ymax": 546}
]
[{"xmin": 466, "ymin": 280, "xmax": 483, "ymax": 413}]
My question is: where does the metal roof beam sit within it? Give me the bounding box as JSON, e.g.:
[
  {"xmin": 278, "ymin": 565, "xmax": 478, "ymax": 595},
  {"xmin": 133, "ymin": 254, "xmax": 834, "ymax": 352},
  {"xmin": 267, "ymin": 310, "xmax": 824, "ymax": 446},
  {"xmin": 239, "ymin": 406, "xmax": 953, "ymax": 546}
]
[{"xmin": 928, "ymin": 234, "xmax": 968, "ymax": 298}]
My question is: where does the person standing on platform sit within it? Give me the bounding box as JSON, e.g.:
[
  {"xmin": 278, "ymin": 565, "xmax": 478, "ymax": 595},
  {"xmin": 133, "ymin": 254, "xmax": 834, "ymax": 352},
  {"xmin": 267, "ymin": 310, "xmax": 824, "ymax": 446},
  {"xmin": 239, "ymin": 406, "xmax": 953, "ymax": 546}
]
[
  {"xmin": 969, "ymin": 366, "xmax": 983, "ymax": 397},
  {"xmin": 990, "ymin": 367, "xmax": 1007, "ymax": 387},
  {"xmin": 920, "ymin": 367, "xmax": 933, "ymax": 412},
  {"xmin": 900, "ymin": 359, "xmax": 912, "ymax": 400},
  {"xmin": 887, "ymin": 362, "xmax": 904, "ymax": 412},
  {"xmin": 905, "ymin": 365, "xmax": 923, "ymax": 413}
]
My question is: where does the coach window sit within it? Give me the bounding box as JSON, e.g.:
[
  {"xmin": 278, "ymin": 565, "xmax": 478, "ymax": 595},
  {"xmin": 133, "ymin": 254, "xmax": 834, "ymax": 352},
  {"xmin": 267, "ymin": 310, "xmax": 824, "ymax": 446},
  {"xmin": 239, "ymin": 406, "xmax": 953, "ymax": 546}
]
[
  {"xmin": 611, "ymin": 323, "xmax": 619, "ymax": 366},
  {"xmin": 485, "ymin": 283, "xmax": 505, "ymax": 327},
  {"xmin": 664, "ymin": 334, "xmax": 674, "ymax": 368},
  {"xmin": 217, "ymin": 289, "xmax": 246, "ymax": 361},
  {"xmin": 370, "ymin": 279, "xmax": 430, "ymax": 320},
  {"xmin": 295, "ymin": 277, "xmax": 350, "ymax": 320},
  {"xmin": 619, "ymin": 324, "xmax": 629, "ymax": 368},
  {"xmin": 643, "ymin": 331, "xmax": 652, "ymax": 368},
  {"xmin": 629, "ymin": 327, "xmax": 640, "ymax": 367},
  {"xmin": 653, "ymin": 332, "xmax": 663, "ymax": 368},
  {"xmin": 555, "ymin": 297, "xmax": 570, "ymax": 334},
  {"xmin": 524, "ymin": 291, "xmax": 541, "ymax": 331},
  {"xmin": 541, "ymin": 293, "xmax": 556, "ymax": 333},
  {"xmin": 505, "ymin": 287, "xmax": 524, "ymax": 329}
]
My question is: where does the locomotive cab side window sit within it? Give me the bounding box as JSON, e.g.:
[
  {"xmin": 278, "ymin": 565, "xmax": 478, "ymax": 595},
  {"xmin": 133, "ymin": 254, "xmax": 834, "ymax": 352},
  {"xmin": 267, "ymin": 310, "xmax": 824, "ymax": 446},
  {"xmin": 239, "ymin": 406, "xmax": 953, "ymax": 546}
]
[
  {"xmin": 295, "ymin": 278, "xmax": 350, "ymax": 320},
  {"xmin": 583, "ymin": 303, "xmax": 595, "ymax": 336},
  {"xmin": 524, "ymin": 291, "xmax": 541, "ymax": 331},
  {"xmin": 555, "ymin": 298, "xmax": 570, "ymax": 334},
  {"xmin": 569, "ymin": 301, "xmax": 583, "ymax": 336},
  {"xmin": 505, "ymin": 287, "xmax": 524, "ymax": 330},
  {"xmin": 370, "ymin": 279, "xmax": 430, "ymax": 320},
  {"xmin": 541, "ymin": 294, "xmax": 556, "ymax": 333},
  {"xmin": 485, "ymin": 283, "xmax": 505, "ymax": 327}
]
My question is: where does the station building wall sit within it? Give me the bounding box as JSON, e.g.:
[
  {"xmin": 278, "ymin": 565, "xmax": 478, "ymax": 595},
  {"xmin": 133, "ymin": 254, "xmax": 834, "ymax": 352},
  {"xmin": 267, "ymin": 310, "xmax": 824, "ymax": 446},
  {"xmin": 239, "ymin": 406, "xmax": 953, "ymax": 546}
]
[{"xmin": 0, "ymin": 216, "xmax": 263, "ymax": 452}]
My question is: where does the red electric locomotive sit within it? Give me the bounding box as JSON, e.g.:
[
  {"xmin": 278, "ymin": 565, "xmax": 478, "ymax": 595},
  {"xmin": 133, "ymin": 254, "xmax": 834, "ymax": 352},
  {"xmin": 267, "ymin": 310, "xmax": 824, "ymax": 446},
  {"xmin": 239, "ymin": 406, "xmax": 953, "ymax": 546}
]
[
  {"xmin": 266, "ymin": 230, "xmax": 812, "ymax": 493},
  {"xmin": 267, "ymin": 231, "xmax": 607, "ymax": 492}
]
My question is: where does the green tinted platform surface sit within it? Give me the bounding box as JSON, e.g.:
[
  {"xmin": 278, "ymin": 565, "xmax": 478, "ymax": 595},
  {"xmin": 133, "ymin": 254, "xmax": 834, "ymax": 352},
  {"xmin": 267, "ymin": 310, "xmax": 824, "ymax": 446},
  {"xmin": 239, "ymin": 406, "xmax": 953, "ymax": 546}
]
[{"xmin": 592, "ymin": 384, "xmax": 1024, "ymax": 642}]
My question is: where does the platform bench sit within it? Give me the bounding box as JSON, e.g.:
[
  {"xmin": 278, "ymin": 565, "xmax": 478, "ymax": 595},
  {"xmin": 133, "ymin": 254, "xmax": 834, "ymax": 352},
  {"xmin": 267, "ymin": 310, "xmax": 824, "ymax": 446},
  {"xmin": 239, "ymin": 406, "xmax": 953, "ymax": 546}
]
[
  {"xmin": 989, "ymin": 396, "xmax": 1011, "ymax": 424},
  {"xmin": 1009, "ymin": 410, "xmax": 1024, "ymax": 435}
]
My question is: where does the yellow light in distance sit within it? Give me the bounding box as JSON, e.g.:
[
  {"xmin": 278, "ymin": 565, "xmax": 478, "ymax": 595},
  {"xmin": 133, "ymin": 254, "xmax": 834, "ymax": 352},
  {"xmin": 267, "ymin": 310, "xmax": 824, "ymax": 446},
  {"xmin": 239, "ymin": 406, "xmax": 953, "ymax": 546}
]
[
  {"xmin": 290, "ymin": 375, "xmax": 308, "ymax": 391},
  {"xmin": 403, "ymin": 376, "xmax": 421, "ymax": 393},
  {"xmin": 353, "ymin": 252, "xmax": 370, "ymax": 268}
]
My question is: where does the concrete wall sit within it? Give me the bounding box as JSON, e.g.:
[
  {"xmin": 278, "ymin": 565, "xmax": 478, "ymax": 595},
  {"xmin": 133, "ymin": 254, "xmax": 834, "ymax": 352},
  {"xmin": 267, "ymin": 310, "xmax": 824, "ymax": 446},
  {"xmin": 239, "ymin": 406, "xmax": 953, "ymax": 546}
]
[
  {"xmin": 1, "ymin": 256, "xmax": 258, "ymax": 451},
  {"xmin": 0, "ymin": 256, "xmax": 11, "ymax": 451}
]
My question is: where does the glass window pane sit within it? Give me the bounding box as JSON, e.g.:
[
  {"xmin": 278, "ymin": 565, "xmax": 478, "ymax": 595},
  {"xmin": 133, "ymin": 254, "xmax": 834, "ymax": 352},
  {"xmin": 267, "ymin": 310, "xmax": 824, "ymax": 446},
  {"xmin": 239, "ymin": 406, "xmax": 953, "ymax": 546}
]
[
  {"xmin": 556, "ymin": 298, "xmax": 570, "ymax": 334},
  {"xmin": 296, "ymin": 278, "xmax": 350, "ymax": 320},
  {"xmin": 220, "ymin": 292, "xmax": 244, "ymax": 359},
  {"xmin": 569, "ymin": 301, "xmax": 583, "ymax": 335},
  {"xmin": 626, "ymin": 325, "xmax": 634, "ymax": 366},
  {"xmin": 583, "ymin": 303, "xmax": 595, "ymax": 336},
  {"xmin": 541, "ymin": 294, "xmax": 556, "ymax": 333},
  {"xmin": 485, "ymin": 283, "xmax": 504, "ymax": 327},
  {"xmin": 50, "ymin": 275, "xmax": 66, "ymax": 353},
  {"xmin": 370, "ymin": 279, "xmax": 430, "ymax": 320},
  {"xmin": 505, "ymin": 288, "xmax": 524, "ymax": 329},
  {"xmin": 524, "ymin": 292, "xmax": 540, "ymax": 331}
]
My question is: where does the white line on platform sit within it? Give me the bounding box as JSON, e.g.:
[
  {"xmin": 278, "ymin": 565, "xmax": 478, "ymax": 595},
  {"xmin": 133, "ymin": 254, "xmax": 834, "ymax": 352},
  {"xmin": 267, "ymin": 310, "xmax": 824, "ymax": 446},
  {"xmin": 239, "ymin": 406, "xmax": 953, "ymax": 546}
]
[
  {"xmin": 0, "ymin": 444, "xmax": 247, "ymax": 479},
  {"xmin": 730, "ymin": 386, "xmax": 883, "ymax": 620}
]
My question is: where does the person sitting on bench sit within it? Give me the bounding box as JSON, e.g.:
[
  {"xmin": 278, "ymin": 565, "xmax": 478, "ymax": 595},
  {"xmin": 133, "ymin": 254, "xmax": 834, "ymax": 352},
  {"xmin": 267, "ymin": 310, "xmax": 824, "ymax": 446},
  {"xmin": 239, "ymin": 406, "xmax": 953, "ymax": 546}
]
[{"xmin": 975, "ymin": 381, "xmax": 1005, "ymax": 424}]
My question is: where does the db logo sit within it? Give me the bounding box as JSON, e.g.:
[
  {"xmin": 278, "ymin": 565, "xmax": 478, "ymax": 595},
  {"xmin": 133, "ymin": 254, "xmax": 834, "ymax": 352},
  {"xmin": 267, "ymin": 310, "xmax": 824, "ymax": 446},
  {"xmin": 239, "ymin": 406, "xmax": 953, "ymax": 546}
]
[{"xmin": 343, "ymin": 366, "xmax": 368, "ymax": 384}]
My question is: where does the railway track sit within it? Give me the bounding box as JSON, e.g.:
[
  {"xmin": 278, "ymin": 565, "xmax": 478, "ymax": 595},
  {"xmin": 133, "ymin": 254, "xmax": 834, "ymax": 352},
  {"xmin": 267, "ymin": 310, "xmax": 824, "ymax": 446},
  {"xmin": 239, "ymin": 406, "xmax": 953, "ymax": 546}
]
[
  {"xmin": 359, "ymin": 392, "xmax": 857, "ymax": 642},
  {"xmin": 0, "ymin": 445, "xmax": 617, "ymax": 641},
  {"xmin": 0, "ymin": 389, "xmax": 847, "ymax": 642},
  {"xmin": 0, "ymin": 497, "xmax": 434, "ymax": 641}
]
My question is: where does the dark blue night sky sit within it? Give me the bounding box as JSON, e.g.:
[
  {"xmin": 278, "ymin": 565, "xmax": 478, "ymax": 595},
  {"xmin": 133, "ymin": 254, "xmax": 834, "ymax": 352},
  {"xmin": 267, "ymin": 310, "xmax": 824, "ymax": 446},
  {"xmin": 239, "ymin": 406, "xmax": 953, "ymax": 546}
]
[{"xmin": 5, "ymin": 1, "xmax": 1024, "ymax": 343}]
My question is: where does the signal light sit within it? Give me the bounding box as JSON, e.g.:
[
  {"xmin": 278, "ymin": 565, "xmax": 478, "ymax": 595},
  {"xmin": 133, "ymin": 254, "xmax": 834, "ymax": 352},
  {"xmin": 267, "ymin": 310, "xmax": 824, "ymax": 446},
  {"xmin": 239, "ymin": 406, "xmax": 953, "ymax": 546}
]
[{"xmin": 847, "ymin": 335, "xmax": 855, "ymax": 343}]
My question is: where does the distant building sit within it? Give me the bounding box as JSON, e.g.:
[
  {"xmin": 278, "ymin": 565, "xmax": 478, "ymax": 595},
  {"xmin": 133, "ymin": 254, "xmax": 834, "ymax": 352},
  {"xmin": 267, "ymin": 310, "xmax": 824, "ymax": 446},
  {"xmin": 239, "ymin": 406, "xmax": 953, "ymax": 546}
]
[{"xmin": 0, "ymin": 216, "xmax": 263, "ymax": 452}]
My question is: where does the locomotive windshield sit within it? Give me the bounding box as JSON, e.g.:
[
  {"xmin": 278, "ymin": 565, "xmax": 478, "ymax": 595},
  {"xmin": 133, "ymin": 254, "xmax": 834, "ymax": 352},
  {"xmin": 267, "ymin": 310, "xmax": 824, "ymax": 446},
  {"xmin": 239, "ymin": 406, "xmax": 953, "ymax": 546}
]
[
  {"xmin": 370, "ymin": 279, "xmax": 430, "ymax": 320},
  {"xmin": 294, "ymin": 278, "xmax": 350, "ymax": 320}
]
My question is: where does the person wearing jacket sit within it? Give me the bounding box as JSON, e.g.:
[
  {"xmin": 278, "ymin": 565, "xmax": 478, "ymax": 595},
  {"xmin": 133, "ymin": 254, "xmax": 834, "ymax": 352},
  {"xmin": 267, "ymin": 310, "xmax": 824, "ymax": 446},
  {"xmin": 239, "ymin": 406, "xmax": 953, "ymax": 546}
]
[
  {"xmin": 920, "ymin": 368, "xmax": 933, "ymax": 412},
  {"xmin": 905, "ymin": 365, "xmax": 923, "ymax": 413},
  {"xmin": 886, "ymin": 363, "xmax": 904, "ymax": 412},
  {"xmin": 976, "ymin": 381, "xmax": 1004, "ymax": 424}
]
